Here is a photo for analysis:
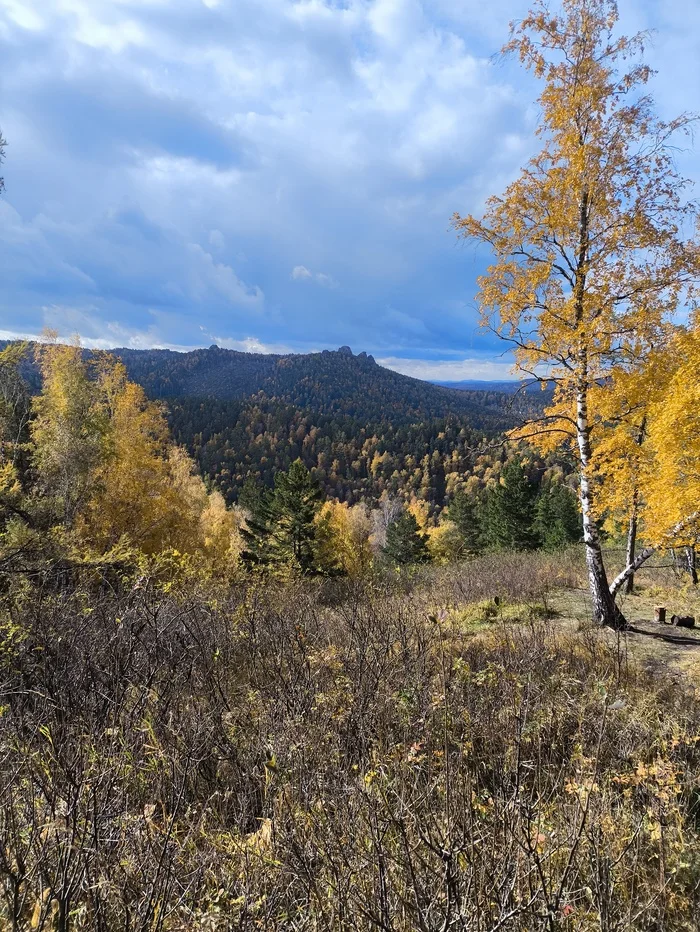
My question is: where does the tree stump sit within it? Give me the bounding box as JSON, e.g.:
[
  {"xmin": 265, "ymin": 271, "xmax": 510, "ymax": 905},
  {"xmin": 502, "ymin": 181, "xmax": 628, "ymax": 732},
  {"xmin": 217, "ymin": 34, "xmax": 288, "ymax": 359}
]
[
  {"xmin": 654, "ymin": 606, "xmax": 667, "ymax": 624},
  {"xmin": 670, "ymin": 614, "xmax": 695, "ymax": 629}
]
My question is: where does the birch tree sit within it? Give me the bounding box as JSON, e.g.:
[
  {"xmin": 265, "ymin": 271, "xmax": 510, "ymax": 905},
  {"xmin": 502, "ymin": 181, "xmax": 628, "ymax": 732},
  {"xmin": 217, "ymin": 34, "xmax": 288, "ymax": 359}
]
[{"xmin": 453, "ymin": 0, "xmax": 699, "ymax": 626}]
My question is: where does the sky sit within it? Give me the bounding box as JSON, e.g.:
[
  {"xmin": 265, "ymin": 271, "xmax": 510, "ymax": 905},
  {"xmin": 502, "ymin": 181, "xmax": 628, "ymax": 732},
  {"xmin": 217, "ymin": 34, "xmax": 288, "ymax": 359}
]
[{"xmin": 1, "ymin": 0, "xmax": 698, "ymax": 381}]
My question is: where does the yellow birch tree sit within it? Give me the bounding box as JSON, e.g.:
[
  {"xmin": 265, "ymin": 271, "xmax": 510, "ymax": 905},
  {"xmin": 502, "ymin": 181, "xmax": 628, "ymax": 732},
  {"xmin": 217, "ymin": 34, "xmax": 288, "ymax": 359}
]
[{"xmin": 453, "ymin": 0, "xmax": 700, "ymax": 626}]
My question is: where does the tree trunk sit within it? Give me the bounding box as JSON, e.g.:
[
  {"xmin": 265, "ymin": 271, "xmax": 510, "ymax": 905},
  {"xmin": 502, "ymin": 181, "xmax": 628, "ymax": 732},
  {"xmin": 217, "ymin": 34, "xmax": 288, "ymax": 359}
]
[
  {"xmin": 610, "ymin": 543, "xmax": 656, "ymax": 597},
  {"xmin": 624, "ymin": 496, "xmax": 638, "ymax": 595},
  {"xmin": 610, "ymin": 514, "xmax": 700, "ymax": 597},
  {"xmin": 687, "ymin": 546, "xmax": 698, "ymax": 586},
  {"xmin": 576, "ymin": 384, "xmax": 627, "ymax": 629}
]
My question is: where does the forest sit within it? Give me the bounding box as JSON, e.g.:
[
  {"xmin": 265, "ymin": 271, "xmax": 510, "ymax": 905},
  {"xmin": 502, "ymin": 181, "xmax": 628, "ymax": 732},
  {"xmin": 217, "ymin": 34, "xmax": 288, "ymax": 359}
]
[{"xmin": 2, "ymin": 0, "xmax": 700, "ymax": 929}]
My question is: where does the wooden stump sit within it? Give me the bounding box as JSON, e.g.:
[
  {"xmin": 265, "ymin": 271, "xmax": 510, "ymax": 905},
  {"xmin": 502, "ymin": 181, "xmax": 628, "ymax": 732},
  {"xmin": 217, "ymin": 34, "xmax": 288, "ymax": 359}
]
[
  {"xmin": 654, "ymin": 606, "xmax": 667, "ymax": 624},
  {"xmin": 670, "ymin": 614, "xmax": 695, "ymax": 629}
]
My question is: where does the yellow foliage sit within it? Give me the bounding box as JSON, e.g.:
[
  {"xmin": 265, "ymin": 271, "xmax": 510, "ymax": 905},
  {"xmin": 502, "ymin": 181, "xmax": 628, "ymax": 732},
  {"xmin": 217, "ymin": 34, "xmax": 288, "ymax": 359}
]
[
  {"xmin": 80, "ymin": 358, "xmax": 174, "ymax": 554},
  {"xmin": 426, "ymin": 521, "xmax": 464, "ymax": 565},
  {"xmin": 314, "ymin": 501, "xmax": 373, "ymax": 577},
  {"xmin": 407, "ymin": 499, "xmax": 430, "ymax": 529},
  {"xmin": 29, "ymin": 346, "xmax": 243, "ymax": 573},
  {"xmin": 31, "ymin": 338, "xmax": 109, "ymax": 523},
  {"xmin": 642, "ymin": 320, "xmax": 700, "ymax": 546},
  {"xmin": 452, "ymin": 0, "xmax": 700, "ymax": 620}
]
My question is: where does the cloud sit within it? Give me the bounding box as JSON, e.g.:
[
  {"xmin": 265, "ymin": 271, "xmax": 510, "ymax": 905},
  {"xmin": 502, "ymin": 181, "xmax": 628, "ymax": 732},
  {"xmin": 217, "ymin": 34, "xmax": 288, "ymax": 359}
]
[
  {"xmin": 314, "ymin": 272, "xmax": 339, "ymax": 289},
  {"xmin": 209, "ymin": 229, "xmax": 225, "ymax": 250},
  {"xmin": 0, "ymin": 315, "xmax": 303, "ymax": 356},
  {"xmin": 292, "ymin": 266, "xmax": 338, "ymax": 288},
  {"xmin": 205, "ymin": 335, "xmax": 301, "ymax": 354},
  {"xmin": 0, "ymin": 0, "xmax": 693, "ymax": 360},
  {"xmin": 377, "ymin": 356, "xmax": 521, "ymax": 381}
]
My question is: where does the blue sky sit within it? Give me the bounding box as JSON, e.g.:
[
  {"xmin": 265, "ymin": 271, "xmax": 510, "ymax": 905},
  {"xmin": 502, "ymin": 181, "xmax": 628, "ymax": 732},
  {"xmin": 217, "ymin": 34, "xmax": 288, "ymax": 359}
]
[{"xmin": 0, "ymin": 0, "xmax": 698, "ymax": 380}]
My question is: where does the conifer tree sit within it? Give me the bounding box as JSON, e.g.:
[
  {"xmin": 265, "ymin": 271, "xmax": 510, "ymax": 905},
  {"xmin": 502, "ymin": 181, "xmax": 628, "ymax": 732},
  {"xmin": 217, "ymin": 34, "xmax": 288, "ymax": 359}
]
[
  {"xmin": 0, "ymin": 344, "xmax": 32, "ymax": 530},
  {"xmin": 242, "ymin": 459, "xmax": 322, "ymax": 573},
  {"xmin": 481, "ymin": 461, "xmax": 537, "ymax": 551},
  {"xmin": 447, "ymin": 490, "xmax": 481, "ymax": 554},
  {"xmin": 534, "ymin": 480, "xmax": 582, "ymax": 550},
  {"xmin": 384, "ymin": 510, "xmax": 431, "ymax": 565}
]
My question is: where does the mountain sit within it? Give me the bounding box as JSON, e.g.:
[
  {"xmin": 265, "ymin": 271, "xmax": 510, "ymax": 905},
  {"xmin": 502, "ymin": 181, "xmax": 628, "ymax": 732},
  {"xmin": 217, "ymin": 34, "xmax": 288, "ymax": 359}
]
[
  {"xmin": 433, "ymin": 379, "xmax": 546, "ymax": 394},
  {"xmin": 110, "ymin": 344, "xmax": 540, "ymax": 429},
  {"xmin": 3, "ymin": 340, "xmax": 547, "ymax": 507}
]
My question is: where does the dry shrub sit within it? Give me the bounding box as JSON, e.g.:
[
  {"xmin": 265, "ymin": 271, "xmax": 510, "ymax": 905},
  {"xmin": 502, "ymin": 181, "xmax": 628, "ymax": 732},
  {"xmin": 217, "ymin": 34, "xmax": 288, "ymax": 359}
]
[{"xmin": 0, "ymin": 565, "xmax": 698, "ymax": 930}]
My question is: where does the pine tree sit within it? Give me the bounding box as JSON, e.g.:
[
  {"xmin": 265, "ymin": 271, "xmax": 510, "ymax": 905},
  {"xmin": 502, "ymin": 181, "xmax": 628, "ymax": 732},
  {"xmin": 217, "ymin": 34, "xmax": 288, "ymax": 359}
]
[
  {"xmin": 534, "ymin": 481, "xmax": 581, "ymax": 551},
  {"xmin": 447, "ymin": 490, "xmax": 481, "ymax": 554},
  {"xmin": 384, "ymin": 510, "xmax": 431, "ymax": 565},
  {"xmin": 481, "ymin": 462, "xmax": 537, "ymax": 551},
  {"xmin": 240, "ymin": 488, "xmax": 276, "ymax": 568},
  {"xmin": 242, "ymin": 459, "xmax": 322, "ymax": 573},
  {"xmin": 238, "ymin": 475, "xmax": 264, "ymax": 513}
]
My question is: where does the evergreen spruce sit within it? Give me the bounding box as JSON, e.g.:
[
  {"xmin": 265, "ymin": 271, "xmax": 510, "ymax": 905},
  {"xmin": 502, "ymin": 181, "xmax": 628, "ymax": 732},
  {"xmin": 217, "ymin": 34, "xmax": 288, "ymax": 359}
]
[
  {"xmin": 447, "ymin": 490, "xmax": 481, "ymax": 554},
  {"xmin": 241, "ymin": 459, "xmax": 322, "ymax": 573},
  {"xmin": 534, "ymin": 481, "xmax": 582, "ymax": 551},
  {"xmin": 384, "ymin": 510, "xmax": 431, "ymax": 565},
  {"xmin": 481, "ymin": 461, "xmax": 537, "ymax": 551}
]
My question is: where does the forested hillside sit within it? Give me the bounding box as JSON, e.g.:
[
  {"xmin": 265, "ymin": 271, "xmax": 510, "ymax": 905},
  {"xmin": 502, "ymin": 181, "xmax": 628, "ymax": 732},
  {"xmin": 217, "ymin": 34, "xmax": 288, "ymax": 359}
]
[
  {"xmin": 111, "ymin": 344, "xmax": 539, "ymax": 425},
  {"xmin": 1, "ymin": 339, "xmax": 546, "ymax": 505},
  {"xmin": 169, "ymin": 398, "xmax": 498, "ymax": 506}
]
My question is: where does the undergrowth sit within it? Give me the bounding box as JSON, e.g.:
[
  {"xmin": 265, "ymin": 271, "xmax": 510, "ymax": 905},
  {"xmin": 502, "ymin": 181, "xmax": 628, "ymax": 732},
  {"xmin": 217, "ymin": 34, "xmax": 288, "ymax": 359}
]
[{"xmin": 0, "ymin": 557, "xmax": 699, "ymax": 930}]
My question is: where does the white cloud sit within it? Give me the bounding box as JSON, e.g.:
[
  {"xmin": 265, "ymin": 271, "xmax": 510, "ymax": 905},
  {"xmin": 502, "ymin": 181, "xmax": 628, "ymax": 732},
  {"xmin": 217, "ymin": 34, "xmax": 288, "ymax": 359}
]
[
  {"xmin": 377, "ymin": 356, "xmax": 522, "ymax": 381},
  {"xmin": 0, "ymin": 310, "xmax": 200, "ymax": 351},
  {"xmin": 205, "ymin": 335, "xmax": 300, "ymax": 354},
  {"xmin": 0, "ymin": 0, "xmax": 691, "ymax": 358},
  {"xmin": 314, "ymin": 271, "xmax": 338, "ymax": 289},
  {"xmin": 0, "ymin": 315, "xmax": 302, "ymax": 356},
  {"xmin": 187, "ymin": 243, "xmax": 264, "ymax": 308},
  {"xmin": 208, "ymin": 229, "xmax": 225, "ymax": 250},
  {"xmin": 292, "ymin": 266, "xmax": 338, "ymax": 288}
]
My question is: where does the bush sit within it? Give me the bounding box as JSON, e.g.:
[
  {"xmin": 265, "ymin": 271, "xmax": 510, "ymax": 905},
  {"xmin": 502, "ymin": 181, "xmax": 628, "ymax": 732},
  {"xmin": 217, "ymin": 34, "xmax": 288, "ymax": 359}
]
[{"xmin": 0, "ymin": 564, "xmax": 699, "ymax": 929}]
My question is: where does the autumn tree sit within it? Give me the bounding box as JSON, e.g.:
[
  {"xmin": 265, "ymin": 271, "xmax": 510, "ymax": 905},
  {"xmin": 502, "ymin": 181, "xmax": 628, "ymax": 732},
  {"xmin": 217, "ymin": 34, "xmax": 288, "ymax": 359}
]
[
  {"xmin": 453, "ymin": 0, "xmax": 699, "ymax": 626},
  {"xmin": 31, "ymin": 338, "xmax": 109, "ymax": 526},
  {"xmin": 606, "ymin": 317, "xmax": 700, "ymax": 594},
  {"xmin": 587, "ymin": 342, "xmax": 677, "ymax": 591},
  {"xmin": 314, "ymin": 501, "xmax": 373, "ymax": 577},
  {"xmin": 79, "ymin": 355, "xmax": 174, "ymax": 553}
]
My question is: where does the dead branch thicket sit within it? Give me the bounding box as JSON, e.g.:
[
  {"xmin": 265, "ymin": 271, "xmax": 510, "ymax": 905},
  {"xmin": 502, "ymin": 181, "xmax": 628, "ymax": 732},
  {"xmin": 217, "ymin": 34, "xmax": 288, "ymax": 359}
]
[{"xmin": 0, "ymin": 555, "xmax": 699, "ymax": 930}]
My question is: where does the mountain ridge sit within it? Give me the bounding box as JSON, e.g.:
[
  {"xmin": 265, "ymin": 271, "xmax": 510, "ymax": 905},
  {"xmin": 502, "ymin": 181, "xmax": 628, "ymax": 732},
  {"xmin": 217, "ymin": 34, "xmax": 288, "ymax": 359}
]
[{"xmin": 3, "ymin": 340, "xmax": 542, "ymax": 429}]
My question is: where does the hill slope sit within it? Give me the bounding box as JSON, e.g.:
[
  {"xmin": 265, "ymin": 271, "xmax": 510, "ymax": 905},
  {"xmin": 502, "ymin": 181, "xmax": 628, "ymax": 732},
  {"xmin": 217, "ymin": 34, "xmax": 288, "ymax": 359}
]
[
  {"xmin": 112, "ymin": 344, "xmax": 539, "ymax": 429},
  {"xmin": 2, "ymin": 340, "xmax": 547, "ymax": 506}
]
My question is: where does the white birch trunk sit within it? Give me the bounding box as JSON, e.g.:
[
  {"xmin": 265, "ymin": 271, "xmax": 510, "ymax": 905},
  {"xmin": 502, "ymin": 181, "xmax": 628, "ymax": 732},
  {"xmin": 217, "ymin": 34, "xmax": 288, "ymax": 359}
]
[{"xmin": 576, "ymin": 383, "xmax": 626, "ymax": 628}]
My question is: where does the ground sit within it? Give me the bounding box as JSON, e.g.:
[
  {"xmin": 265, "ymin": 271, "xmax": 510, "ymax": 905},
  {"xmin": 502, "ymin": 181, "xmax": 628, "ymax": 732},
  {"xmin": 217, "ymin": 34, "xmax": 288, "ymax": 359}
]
[{"xmin": 550, "ymin": 579, "xmax": 700, "ymax": 683}]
